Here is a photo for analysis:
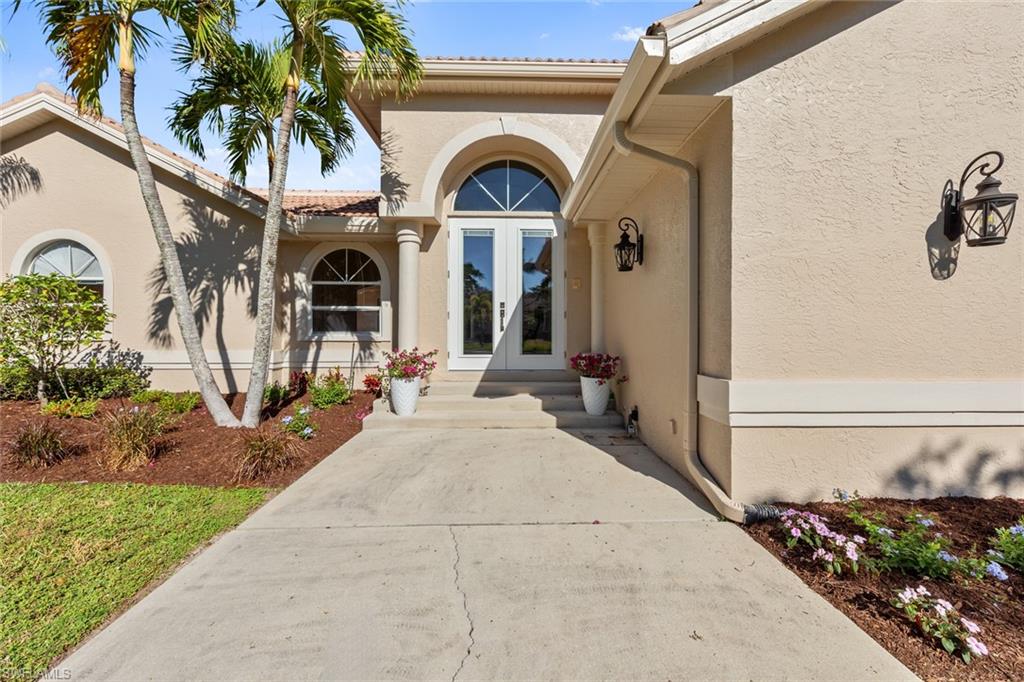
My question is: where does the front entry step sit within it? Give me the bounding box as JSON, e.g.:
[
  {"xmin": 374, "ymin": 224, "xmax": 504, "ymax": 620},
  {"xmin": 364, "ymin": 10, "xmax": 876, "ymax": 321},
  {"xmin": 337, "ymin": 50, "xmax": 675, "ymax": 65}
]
[{"xmin": 363, "ymin": 380, "xmax": 624, "ymax": 430}]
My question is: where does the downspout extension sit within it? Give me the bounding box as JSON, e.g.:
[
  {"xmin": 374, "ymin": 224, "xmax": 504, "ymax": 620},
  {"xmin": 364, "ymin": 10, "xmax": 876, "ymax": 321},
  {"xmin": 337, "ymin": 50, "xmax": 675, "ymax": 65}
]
[{"xmin": 612, "ymin": 120, "xmax": 780, "ymax": 525}]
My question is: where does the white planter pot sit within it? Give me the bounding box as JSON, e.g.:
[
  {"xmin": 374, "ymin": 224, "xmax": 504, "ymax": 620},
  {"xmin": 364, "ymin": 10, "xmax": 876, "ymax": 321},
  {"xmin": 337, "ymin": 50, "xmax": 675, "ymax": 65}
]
[
  {"xmin": 580, "ymin": 376, "xmax": 611, "ymax": 416},
  {"xmin": 390, "ymin": 377, "xmax": 421, "ymax": 416}
]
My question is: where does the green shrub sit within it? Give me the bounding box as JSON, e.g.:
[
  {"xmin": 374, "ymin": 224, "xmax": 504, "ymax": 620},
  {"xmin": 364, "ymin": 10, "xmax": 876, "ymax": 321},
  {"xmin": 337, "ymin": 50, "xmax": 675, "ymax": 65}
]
[
  {"xmin": 235, "ymin": 428, "xmax": 300, "ymax": 481},
  {"xmin": 101, "ymin": 407, "xmax": 168, "ymax": 471},
  {"xmin": 0, "ymin": 343, "xmax": 150, "ymax": 401},
  {"xmin": 11, "ymin": 422, "xmax": 74, "ymax": 468},
  {"xmin": 280, "ymin": 405, "xmax": 317, "ymax": 439},
  {"xmin": 131, "ymin": 389, "xmax": 169, "ymax": 404},
  {"xmin": 990, "ymin": 518, "xmax": 1024, "ymax": 573},
  {"xmin": 157, "ymin": 391, "xmax": 201, "ymax": 415},
  {"xmin": 263, "ymin": 380, "xmax": 289, "ymax": 405},
  {"xmin": 40, "ymin": 397, "xmax": 99, "ymax": 419},
  {"xmin": 309, "ymin": 368, "xmax": 351, "ymax": 409},
  {"xmin": 0, "ymin": 274, "xmax": 111, "ymax": 400},
  {"xmin": 0, "ymin": 362, "xmax": 37, "ymax": 400},
  {"xmin": 129, "ymin": 390, "xmax": 200, "ymax": 415}
]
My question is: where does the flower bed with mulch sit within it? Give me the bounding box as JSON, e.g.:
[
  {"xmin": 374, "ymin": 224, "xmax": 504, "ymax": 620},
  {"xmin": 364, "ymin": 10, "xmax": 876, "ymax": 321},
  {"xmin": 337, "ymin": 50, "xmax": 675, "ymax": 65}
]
[
  {"xmin": 1, "ymin": 391, "xmax": 374, "ymax": 487},
  {"xmin": 746, "ymin": 496, "xmax": 1024, "ymax": 681}
]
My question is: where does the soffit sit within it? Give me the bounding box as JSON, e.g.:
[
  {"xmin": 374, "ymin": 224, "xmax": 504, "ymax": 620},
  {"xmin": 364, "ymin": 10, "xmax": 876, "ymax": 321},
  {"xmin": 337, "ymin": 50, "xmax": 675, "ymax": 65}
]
[{"xmin": 572, "ymin": 93, "xmax": 722, "ymax": 222}]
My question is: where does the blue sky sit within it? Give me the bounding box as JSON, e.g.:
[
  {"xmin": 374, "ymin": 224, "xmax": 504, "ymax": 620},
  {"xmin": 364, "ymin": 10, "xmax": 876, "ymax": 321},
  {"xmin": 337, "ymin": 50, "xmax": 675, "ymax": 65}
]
[{"xmin": 1, "ymin": 1, "xmax": 693, "ymax": 190}]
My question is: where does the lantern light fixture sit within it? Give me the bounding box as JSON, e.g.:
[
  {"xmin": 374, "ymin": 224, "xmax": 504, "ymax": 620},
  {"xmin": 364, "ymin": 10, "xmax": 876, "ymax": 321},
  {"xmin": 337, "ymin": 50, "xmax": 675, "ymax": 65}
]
[
  {"xmin": 614, "ymin": 217, "xmax": 644, "ymax": 272},
  {"xmin": 942, "ymin": 151, "xmax": 1018, "ymax": 247}
]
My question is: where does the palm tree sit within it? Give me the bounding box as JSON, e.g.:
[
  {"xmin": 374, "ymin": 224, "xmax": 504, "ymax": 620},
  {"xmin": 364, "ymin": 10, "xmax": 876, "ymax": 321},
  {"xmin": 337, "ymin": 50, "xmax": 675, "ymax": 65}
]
[
  {"xmin": 169, "ymin": 38, "xmax": 356, "ymax": 184},
  {"xmin": 237, "ymin": 0, "xmax": 421, "ymax": 427},
  {"xmin": 19, "ymin": 0, "xmax": 242, "ymax": 426}
]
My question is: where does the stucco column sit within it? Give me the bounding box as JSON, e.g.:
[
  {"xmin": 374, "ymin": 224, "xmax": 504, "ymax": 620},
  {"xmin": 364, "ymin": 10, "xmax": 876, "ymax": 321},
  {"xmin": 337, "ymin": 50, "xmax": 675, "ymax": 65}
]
[
  {"xmin": 587, "ymin": 222, "xmax": 609, "ymax": 353},
  {"xmin": 396, "ymin": 222, "xmax": 423, "ymax": 350}
]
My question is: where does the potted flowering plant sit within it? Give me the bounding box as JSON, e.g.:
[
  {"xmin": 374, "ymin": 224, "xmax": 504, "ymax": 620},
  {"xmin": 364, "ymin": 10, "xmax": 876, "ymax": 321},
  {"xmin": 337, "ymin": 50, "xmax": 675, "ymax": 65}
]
[
  {"xmin": 568, "ymin": 352, "xmax": 621, "ymax": 416},
  {"xmin": 383, "ymin": 348, "xmax": 438, "ymax": 416}
]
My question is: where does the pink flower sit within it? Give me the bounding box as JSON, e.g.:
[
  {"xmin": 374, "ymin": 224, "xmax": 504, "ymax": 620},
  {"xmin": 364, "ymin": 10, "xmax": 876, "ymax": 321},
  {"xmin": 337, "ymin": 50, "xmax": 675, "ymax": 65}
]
[
  {"xmin": 790, "ymin": 527, "xmax": 802, "ymax": 538},
  {"xmin": 960, "ymin": 618, "xmax": 981, "ymax": 635},
  {"xmin": 965, "ymin": 637, "xmax": 988, "ymax": 657},
  {"xmin": 934, "ymin": 599, "xmax": 953, "ymax": 618}
]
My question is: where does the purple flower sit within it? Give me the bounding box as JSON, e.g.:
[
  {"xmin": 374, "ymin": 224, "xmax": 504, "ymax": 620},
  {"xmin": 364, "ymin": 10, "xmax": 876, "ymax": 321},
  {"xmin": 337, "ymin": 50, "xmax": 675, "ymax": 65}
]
[
  {"xmin": 845, "ymin": 543, "xmax": 859, "ymax": 562},
  {"xmin": 934, "ymin": 598, "xmax": 953, "ymax": 618},
  {"xmin": 852, "ymin": 535, "xmax": 866, "ymax": 545},
  {"xmin": 916, "ymin": 517, "xmax": 935, "ymax": 527},
  {"xmin": 790, "ymin": 527, "xmax": 802, "ymax": 538},
  {"xmin": 986, "ymin": 561, "xmax": 1009, "ymax": 581},
  {"xmin": 1010, "ymin": 524, "xmax": 1024, "ymax": 537},
  {"xmin": 937, "ymin": 550, "xmax": 958, "ymax": 563},
  {"xmin": 302, "ymin": 426, "xmax": 313, "ymax": 435},
  {"xmin": 965, "ymin": 637, "xmax": 989, "ymax": 657},
  {"xmin": 282, "ymin": 416, "xmax": 293, "ymax": 424},
  {"xmin": 878, "ymin": 527, "xmax": 895, "ymax": 538}
]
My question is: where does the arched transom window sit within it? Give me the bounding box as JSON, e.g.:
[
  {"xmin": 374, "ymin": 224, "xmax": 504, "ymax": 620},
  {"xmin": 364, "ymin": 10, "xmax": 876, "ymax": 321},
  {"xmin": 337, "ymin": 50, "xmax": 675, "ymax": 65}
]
[
  {"xmin": 454, "ymin": 160, "xmax": 560, "ymax": 212},
  {"xmin": 311, "ymin": 248, "xmax": 382, "ymax": 334},
  {"xmin": 29, "ymin": 240, "xmax": 104, "ymax": 297}
]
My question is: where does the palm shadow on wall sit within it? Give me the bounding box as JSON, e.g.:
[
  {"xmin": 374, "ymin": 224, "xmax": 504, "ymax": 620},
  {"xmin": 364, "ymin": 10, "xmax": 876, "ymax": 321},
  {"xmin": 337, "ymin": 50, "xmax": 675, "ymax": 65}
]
[
  {"xmin": 0, "ymin": 155, "xmax": 43, "ymax": 207},
  {"xmin": 886, "ymin": 437, "xmax": 1024, "ymax": 498},
  {"xmin": 380, "ymin": 131, "xmax": 409, "ymax": 215},
  {"xmin": 147, "ymin": 196, "xmax": 259, "ymax": 393}
]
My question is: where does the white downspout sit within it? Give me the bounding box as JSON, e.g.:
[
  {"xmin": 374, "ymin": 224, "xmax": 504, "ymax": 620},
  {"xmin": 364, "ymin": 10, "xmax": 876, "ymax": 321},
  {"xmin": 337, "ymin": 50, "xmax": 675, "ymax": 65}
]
[{"xmin": 611, "ymin": 121, "xmax": 771, "ymax": 524}]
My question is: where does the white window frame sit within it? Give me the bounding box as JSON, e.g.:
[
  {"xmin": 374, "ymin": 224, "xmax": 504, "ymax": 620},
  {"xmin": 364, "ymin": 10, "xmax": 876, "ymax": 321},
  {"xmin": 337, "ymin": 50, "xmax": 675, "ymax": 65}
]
[
  {"xmin": 297, "ymin": 242, "xmax": 392, "ymax": 342},
  {"xmin": 10, "ymin": 230, "xmax": 114, "ymax": 313}
]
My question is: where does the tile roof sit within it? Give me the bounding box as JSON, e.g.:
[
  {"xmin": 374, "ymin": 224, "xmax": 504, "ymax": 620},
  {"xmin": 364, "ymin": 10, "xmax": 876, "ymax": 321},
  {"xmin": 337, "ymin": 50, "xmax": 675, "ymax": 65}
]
[
  {"xmin": 4, "ymin": 84, "xmax": 379, "ymax": 219},
  {"xmin": 251, "ymin": 189, "xmax": 380, "ymax": 217}
]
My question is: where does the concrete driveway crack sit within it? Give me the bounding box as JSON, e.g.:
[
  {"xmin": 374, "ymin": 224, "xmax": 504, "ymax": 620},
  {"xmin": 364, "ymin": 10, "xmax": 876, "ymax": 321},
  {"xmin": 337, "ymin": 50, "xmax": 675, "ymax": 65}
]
[{"xmin": 449, "ymin": 526, "xmax": 476, "ymax": 682}]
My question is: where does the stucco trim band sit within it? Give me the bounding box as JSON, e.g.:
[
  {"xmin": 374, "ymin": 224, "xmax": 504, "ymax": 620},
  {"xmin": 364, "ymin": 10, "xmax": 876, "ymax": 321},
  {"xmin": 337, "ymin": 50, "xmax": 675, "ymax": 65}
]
[
  {"xmin": 697, "ymin": 375, "xmax": 1024, "ymax": 427},
  {"xmin": 141, "ymin": 349, "xmax": 382, "ymax": 371}
]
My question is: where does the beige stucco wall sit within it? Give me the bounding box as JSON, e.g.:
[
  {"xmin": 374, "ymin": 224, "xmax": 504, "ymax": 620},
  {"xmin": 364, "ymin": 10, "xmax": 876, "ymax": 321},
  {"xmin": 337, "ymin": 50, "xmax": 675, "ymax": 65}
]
[
  {"xmin": 382, "ymin": 93, "xmax": 609, "ymax": 215},
  {"xmin": 1, "ymin": 119, "xmax": 391, "ymax": 391},
  {"xmin": 655, "ymin": 0, "xmax": 1024, "ymax": 501},
  {"xmin": 603, "ymin": 104, "xmax": 733, "ymax": 481},
  {"xmin": 381, "ymin": 92, "xmax": 608, "ymax": 373}
]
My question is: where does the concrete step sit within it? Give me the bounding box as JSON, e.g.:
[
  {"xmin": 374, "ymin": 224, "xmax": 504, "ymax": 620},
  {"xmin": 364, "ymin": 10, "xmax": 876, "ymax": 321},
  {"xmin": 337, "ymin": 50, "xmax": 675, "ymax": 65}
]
[
  {"xmin": 434, "ymin": 370, "xmax": 576, "ymax": 383},
  {"xmin": 363, "ymin": 408, "xmax": 623, "ymax": 430},
  {"xmin": 416, "ymin": 393, "xmax": 592, "ymax": 412},
  {"xmin": 425, "ymin": 381, "xmax": 581, "ymax": 397}
]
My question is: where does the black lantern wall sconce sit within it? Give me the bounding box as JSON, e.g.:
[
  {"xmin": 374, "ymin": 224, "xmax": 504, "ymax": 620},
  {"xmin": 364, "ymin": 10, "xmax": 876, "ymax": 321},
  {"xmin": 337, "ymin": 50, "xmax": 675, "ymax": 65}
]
[
  {"xmin": 614, "ymin": 217, "xmax": 644, "ymax": 272},
  {"xmin": 942, "ymin": 151, "xmax": 1018, "ymax": 247}
]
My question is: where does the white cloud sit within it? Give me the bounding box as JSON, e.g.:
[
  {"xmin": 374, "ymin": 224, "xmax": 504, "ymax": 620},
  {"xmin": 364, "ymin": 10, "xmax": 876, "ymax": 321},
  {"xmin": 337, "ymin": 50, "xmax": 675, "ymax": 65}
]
[
  {"xmin": 612, "ymin": 26, "xmax": 645, "ymax": 43},
  {"xmin": 539, "ymin": 32, "xmax": 550, "ymax": 40}
]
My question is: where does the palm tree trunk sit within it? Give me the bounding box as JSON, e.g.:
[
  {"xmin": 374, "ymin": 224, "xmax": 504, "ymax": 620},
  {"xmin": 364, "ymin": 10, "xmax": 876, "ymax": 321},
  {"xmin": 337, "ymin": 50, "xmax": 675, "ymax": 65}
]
[
  {"xmin": 241, "ymin": 85, "xmax": 299, "ymax": 427},
  {"xmin": 119, "ymin": 70, "xmax": 240, "ymax": 427}
]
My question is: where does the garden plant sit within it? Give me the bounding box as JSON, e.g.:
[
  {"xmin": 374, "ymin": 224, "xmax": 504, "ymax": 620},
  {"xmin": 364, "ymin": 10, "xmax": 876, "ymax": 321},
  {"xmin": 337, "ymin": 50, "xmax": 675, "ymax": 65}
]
[
  {"xmin": 891, "ymin": 585, "xmax": 990, "ymax": 663},
  {"xmin": 0, "ymin": 274, "xmax": 111, "ymax": 402}
]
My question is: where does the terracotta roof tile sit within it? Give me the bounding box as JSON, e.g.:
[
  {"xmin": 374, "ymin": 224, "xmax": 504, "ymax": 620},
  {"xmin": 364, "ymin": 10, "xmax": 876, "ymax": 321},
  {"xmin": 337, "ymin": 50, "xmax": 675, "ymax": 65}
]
[{"xmin": 251, "ymin": 189, "xmax": 380, "ymax": 217}]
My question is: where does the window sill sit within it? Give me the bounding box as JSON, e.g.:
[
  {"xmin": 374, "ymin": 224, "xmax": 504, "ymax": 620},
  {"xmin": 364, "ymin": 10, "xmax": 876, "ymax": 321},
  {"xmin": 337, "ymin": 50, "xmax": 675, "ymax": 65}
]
[{"xmin": 303, "ymin": 332, "xmax": 390, "ymax": 344}]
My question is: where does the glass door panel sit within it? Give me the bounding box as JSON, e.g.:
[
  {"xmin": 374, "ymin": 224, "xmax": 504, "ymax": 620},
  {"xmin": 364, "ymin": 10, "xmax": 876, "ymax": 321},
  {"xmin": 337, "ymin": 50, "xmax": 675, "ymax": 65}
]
[
  {"xmin": 520, "ymin": 231, "xmax": 553, "ymax": 355},
  {"xmin": 462, "ymin": 230, "xmax": 495, "ymax": 355}
]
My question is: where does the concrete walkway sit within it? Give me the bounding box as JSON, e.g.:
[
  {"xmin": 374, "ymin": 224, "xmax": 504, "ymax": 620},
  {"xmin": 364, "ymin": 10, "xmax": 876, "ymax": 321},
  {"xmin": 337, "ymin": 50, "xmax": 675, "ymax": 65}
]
[{"xmin": 60, "ymin": 428, "xmax": 914, "ymax": 681}]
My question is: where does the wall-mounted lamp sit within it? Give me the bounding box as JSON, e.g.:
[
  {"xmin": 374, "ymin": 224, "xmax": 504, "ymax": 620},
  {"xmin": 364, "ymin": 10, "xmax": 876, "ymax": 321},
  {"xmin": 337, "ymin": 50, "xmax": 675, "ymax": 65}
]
[
  {"xmin": 942, "ymin": 151, "xmax": 1018, "ymax": 247},
  {"xmin": 614, "ymin": 217, "xmax": 644, "ymax": 271}
]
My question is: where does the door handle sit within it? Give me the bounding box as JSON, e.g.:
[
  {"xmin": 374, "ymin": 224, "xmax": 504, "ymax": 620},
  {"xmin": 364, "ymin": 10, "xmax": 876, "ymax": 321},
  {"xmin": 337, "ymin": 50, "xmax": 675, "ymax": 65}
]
[{"xmin": 499, "ymin": 301, "xmax": 506, "ymax": 332}]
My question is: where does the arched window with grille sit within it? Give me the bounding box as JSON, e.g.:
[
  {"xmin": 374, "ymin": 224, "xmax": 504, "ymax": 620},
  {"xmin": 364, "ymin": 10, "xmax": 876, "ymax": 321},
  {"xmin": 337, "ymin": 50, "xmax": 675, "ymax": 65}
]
[
  {"xmin": 309, "ymin": 247, "xmax": 385, "ymax": 335},
  {"xmin": 454, "ymin": 160, "xmax": 560, "ymax": 212},
  {"xmin": 29, "ymin": 239, "xmax": 105, "ymax": 297}
]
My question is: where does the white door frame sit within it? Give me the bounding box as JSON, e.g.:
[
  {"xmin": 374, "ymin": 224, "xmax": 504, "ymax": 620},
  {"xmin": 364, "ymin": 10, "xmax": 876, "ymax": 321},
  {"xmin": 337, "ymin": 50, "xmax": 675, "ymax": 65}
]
[{"xmin": 447, "ymin": 217, "xmax": 565, "ymax": 371}]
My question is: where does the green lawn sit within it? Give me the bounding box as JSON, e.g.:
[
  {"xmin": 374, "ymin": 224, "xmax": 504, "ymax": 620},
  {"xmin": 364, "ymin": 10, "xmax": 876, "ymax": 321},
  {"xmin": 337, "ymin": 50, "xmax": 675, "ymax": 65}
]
[{"xmin": 0, "ymin": 483, "xmax": 269, "ymax": 677}]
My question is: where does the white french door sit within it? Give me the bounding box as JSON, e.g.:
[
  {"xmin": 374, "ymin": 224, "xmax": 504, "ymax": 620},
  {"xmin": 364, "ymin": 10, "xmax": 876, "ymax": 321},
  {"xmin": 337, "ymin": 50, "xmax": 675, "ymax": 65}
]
[{"xmin": 447, "ymin": 217, "xmax": 565, "ymax": 370}]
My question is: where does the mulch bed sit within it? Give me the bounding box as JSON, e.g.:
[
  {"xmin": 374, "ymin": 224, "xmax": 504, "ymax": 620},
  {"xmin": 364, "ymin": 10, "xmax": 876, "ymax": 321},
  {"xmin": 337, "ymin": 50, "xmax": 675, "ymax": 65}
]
[
  {"xmin": 746, "ymin": 497, "xmax": 1024, "ymax": 681},
  {"xmin": 1, "ymin": 392, "xmax": 374, "ymax": 488}
]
